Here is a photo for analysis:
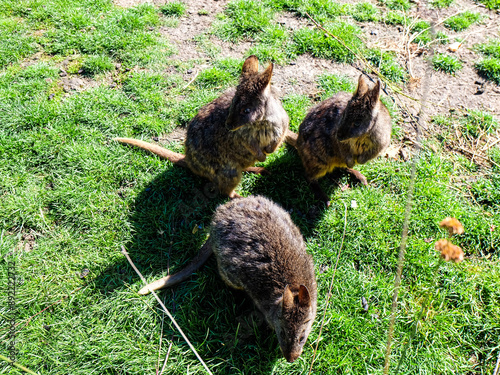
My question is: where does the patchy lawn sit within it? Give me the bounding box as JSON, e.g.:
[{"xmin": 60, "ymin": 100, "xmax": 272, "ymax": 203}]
[{"xmin": 0, "ymin": 0, "xmax": 499, "ymax": 374}]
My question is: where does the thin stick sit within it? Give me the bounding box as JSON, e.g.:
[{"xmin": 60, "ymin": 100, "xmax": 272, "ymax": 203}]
[
  {"xmin": 307, "ymin": 202, "xmax": 348, "ymax": 375},
  {"xmin": 481, "ymin": 137, "xmax": 500, "ymax": 152},
  {"xmin": 494, "ymin": 347, "xmax": 500, "ymax": 375},
  {"xmin": 305, "ymin": 12, "xmax": 421, "ymax": 103},
  {"xmin": 394, "ymin": 259, "xmax": 442, "ymax": 374},
  {"xmin": 0, "ymin": 354, "xmax": 39, "ymax": 375},
  {"xmin": 160, "ymin": 342, "xmax": 173, "ymax": 375},
  {"xmin": 156, "ymin": 315, "xmax": 163, "ymax": 375},
  {"xmin": 382, "ymin": 148, "xmax": 420, "ymax": 373},
  {"xmin": 180, "ymin": 71, "xmax": 199, "ymax": 92},
  {"xmin": 120, "ymin": 246, "xmax": 213, "ymax": 375}
]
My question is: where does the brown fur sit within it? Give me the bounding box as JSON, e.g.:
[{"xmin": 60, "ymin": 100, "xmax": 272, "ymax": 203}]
[
  {"xmin": 138, "ymin": 196, "xmax": 317, "ymax": 363},
  {"xmin": 288, "ymin": 75, "xmax": 391, "ymax": 205},
  {"xmin": 115, "ymin": 55, "xmax": 289, "ymax": 198}
]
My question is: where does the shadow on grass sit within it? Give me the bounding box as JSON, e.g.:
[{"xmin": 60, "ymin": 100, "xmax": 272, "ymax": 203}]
[
  {"xmin": 248, "ymin": 145, "xmax": 329, "ymax": 236},
  {"xmin": 91, "ymin": 141, "xmax": 375, "ymax": 372},
  {"xmin": 250, "ymin": 144, "xmax": 367, "ymax": 237}
]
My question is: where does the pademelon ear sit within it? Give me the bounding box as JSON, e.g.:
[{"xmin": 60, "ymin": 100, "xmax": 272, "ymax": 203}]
[
  {"xmin": 298, "ymin": 285, "xmax": 311, "ymax": 307},
  {"xmin": 282, "ymin": 284, "xmax": 294, "ymax": 311},
  {"xmin": 367, "ymin": 79, "xmax": 381, "ymax": 106},
  {"xmin": 242, "ymin": 55, "xmax": 259, "ymax": 75},
  {"xmin": 257, "ymin": 62, "xmax": 273, "ymax": 90},
  {"xmin": 354, "ymin": 74, "xmax": 370, "ymax": 97}
]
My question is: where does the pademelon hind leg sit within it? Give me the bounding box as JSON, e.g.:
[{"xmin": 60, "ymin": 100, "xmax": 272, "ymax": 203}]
[{"xmin": 216, "ymin": 168, "xmax": 243, "ymax": 199}]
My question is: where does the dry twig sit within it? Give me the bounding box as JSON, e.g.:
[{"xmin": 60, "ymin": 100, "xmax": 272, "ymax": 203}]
[
  {"xmin": 160, "ymin": 342, "xmax": 173, "ymax": 375},
  {"xmin": 0, "ymin": 354, "xmax": 39, "ymax": 375},
  {"xmin": 180, "ymin": 70, "xmax": 199, "ymax": 91},
  {"xmin": 121, "ymin": 246, "xmax": 213, "ymax": 375}
]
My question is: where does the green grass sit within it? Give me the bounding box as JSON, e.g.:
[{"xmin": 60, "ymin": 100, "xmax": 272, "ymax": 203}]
[
  {"xmin": 293, "ymin": 22, "xmax": 363, "ymax": 63},
  {"xmin": 378, "ymin": 0, "xmax": 411, "ymax": 11},
  {"xmin": 248, "ymin": 24, "xmax": 296, "ymax": 64},
  {"xmin": 81, "ymin": 55, "xmax": 115, "ymax": 75},
  {"xmin": 477, "ymin": 0, "xmax": 500, "ymax": 9},
  {"xmin": 350, "ymin": 2, "xmax": 380, "ymax": 22},
  {"xmin": 384, "ymin": 10, "xmax": 406, "ymax": 25},
  {"xmin": 431, "ymin": 0, "xmax": 454, "ymax": 7},
  {"xmin": 193, "ymin": 34, "xmax": 222, "ymax": 59},
  {"xmin": 214, "ymin": 0, "xmax": 275, "ymax": 41},
  {"xmin": 432, "ymin": 53, "xmax": 463, "ymax": 74},
  {"xmin": 476, "ymin": 39, "xmax": 500, "ymax": 59},
  {"xmin": 433, "ymin": 110, "xmax": 499, "ymax": 141},
  {"xmin": 195, "ymin": 66, "xmax": 237, "ymax": 89},
  {"xmin": 436, "ymin": 31, "xmax": 449, "ymax": 44},
  {"xmin": 0, "ymin": 0, "xmax": 499, "ymax": 374},
  {"xmin": 475, "ymin": 39, "xmax": 500, "ymax": 84},
  {"xmin": 444, "ymin": 11, "xmax": 482, "ymax": 32},
  {"xmin": 281, "ymin": 94, "xmax": 312, "ymax": 131},
  {"xmin": 160, "ymin": 1, "xmax": 186, "ymax": 17},
  {"xmin": 316, "ymin": 73, "xmax": 356, "ymax": 99},
  {"xmin": 265, "ymin": 0, "xmax": 346, "ymax": 23},
  {"xmin": 461, "ymin": 110, "xmax": 499, "ymax": 137},
  {"xmin": 411, "ymin": 20, "xmax": 432, "ymax": 44},
  {"xmin": 0, "ymin": 17, "xmax": 38, "ymax": 68},
  {"xmin": 0, "ymin": 0, "xmax": 174, "ymax": 68},
  {"xmin": 366, "ymin": 49, "xmax": 407, "ymax": 82},
  {"xmin": 476, "ymin": 57, "xmax": 500, "ymax": 84}
]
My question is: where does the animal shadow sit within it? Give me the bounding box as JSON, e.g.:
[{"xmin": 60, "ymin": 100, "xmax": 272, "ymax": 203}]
[{"xmin": 92, "ymin": 164, "xmax": 281, "ymax": 373}]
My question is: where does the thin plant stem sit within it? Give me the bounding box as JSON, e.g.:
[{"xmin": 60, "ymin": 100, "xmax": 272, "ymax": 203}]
[
  {"xmin": 394, "ymin": 302, "xmax": 426, "ymax": 374},
  {"xmin": 308, "ymin": 202, "xmax": 348, "ymax": 375},
  {"xmin": 394, "ymin": 259, "xmax": 442, "ymax": 374},
  {"xmin": 160, "ymin": 342, "xmax": 173, "ymax": 375},
  {"xmin": 382, "ymin": 21, "xmax": 436, "ymax": 375},
  {"xmin": 382, "ymin": 154, "xmax": 418, "ymax": 374},
  {"xmin": 304, "ymin": 12, "xmax": 419, "ymax": 102},
  {"xmin": 494, "ymin": 347, "xmax": 500, "ymax": 375},
  {"xmin": 121, "ymin": 246, "xmax": 213, "ymax": 375},
  {"xmin": 0, "ymin": 354, "xmax": 39, "ymax": 375}
]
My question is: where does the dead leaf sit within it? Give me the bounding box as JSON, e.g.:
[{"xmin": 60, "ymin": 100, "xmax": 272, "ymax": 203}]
[
  {"xmin": 384, "ymin": 144, "xmax": 401, "ymax": 160},
  {"xmin": 408, "ymin": 77, "xmax": 421, "ymax": 91},
  {"xmin": 448, "ymin": 42, "xmax": 462, "ymax": 52},
  {"xmin": 400, "ymin": 148, "xmax": 410, "ymax": 161}
]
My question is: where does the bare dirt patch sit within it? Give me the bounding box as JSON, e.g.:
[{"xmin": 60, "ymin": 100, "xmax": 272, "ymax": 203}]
[
  {"xmin": 116, "ymin": 0, "xmax": 500, "ymax": 119},
  {"xmin": 114, "ymin": 0, "xmax": 167, "ymax": 8}
]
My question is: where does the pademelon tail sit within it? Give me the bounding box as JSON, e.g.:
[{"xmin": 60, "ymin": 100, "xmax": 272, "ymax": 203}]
[
  {"xmin": 114, "ymin": 137, "xmax": 187, "ymax": 168},
  {"xmin": 285, "ymin": 129, "xmax": 298, "ymax": 148},
  {"xmin": 138, "ymin": 241, "xmax": 213, "ymax": 295}
]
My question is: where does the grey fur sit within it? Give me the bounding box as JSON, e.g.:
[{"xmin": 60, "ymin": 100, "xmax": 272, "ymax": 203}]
[{"xmin": 139, "ymin": 196, "xmax": 317, "ymax": 363}]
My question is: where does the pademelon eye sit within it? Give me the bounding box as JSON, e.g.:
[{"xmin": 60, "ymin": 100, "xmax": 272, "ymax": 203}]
[
  {"xmin": 244, "ymin": 108, "xmax": 251, "ymax": 114},
  {"xmin": 299, "ymin": 335, "xmax": 306, "ymax": 344}
]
